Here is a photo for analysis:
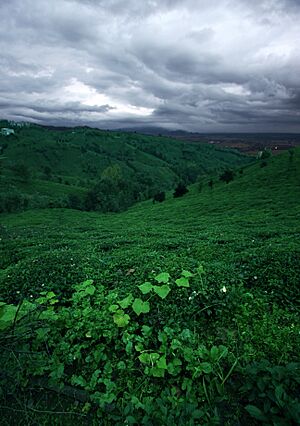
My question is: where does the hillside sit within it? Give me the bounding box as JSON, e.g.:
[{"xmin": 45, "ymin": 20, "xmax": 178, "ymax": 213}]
[
  {"xmin": 0, "ymin": 120, "xmax": 251, "ymax": 213},
  {"xmin": 0, "ymin": 148, "xmax": 299, "ymax": 424}
]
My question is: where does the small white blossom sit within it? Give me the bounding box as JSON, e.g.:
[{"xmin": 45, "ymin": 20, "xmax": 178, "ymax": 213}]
[
  {"xmin": 254, "ymin": 276, "xmax": 258, "ymax": 280},
  {"xmin": 188, "ymin": 296, "xmax": 192, "ymax": 301},
  {"xmin": 220, "ymin": 286, "xmax": 227, "ymax": 293}
]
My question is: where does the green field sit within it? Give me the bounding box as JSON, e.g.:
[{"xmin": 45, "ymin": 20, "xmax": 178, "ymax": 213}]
[{"xmin": 0, "ymin": 139, "xmax": 299, "ymax": 424}]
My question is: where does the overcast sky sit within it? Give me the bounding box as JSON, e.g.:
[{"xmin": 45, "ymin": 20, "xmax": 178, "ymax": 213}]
[{"xmin": 0, "ymin": 0, "xmax": 300, "ymax": 132}]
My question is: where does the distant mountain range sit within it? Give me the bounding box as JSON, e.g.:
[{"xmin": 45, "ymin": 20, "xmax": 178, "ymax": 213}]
[{"xmin": 118, "ymin": 126, "xmax": 300, "ymax": 155}]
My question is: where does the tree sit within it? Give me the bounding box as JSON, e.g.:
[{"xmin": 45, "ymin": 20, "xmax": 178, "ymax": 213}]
[
  {"xmin": 219, "ymin": 169, "xmax": 235, "ymax": 184},
  {"xmin": 173, "ymin": 182, "xmax": 189, "ymax": 198},
  {"xmin": 68, "ymin": 194, "xmax": 82, "ymax": 210},
  {"xmin": 261, "ymin": 148, "xmax": 272, "ymax": 160},
  {"xmin": 101, "ymin": 164, "xmax": 122, "ymax": 182},
  {"xmin": 44, "ymin": 166, "xmax": 52, "ymax": 179},
  {"xmin": 11, "ymin": 163, "xmax": 31, "ymax": 182},
  {"xmin": 288, "ymin": 149, "xmax": 295, "ymax": 163},
  {"xmin": 153, "ymin": 192, "xmax": 166, "ymax": 203}
]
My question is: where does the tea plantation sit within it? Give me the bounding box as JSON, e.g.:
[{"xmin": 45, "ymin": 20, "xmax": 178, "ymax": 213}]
[{"xmin": 0, "ymin": 147, "xmax": 299, "ymax": 425}]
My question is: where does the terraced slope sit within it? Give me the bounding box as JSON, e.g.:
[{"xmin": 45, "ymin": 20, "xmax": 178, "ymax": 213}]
[{"xmin": 0, "ymin": 148, "xmax": 299, "ymax": 425}]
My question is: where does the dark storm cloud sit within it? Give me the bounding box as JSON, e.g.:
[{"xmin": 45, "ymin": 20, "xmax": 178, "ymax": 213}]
[{"xmin": 0, "ymin": 0, "xmax": 299, "ymax": 131}]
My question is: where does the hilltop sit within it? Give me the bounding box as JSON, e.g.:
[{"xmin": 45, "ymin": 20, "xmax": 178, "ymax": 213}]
[{"xmin": 0, "ymin": 120, "xmax": 251, "ymax": 213}]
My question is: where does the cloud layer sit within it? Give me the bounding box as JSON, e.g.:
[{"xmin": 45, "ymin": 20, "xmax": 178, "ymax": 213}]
[{"xmin": 0, "ymin": 0, "xmax": 299, "ymax": 131}]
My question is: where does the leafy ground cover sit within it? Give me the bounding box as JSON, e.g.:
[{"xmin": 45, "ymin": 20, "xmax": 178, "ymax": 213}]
[{"xmin": 0, "ymin": 149, "xmax": 299, "ymax": 424}]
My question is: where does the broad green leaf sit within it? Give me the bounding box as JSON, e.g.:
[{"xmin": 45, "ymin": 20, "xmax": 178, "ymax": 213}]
[
  {"xmin": 109, "ymin": 304, "xmax": 119, "ymax": 313},
  {"xmin": 192, "ymin": 409, "xmax": 205, "ymax": 419},
  {"xmin": 117, "ymin": 361, "xmax": 126, "ymax": 370},
  {"xmin": 46, "ymin": 291, "xmax": 56, "ymax": 299},
  {"xmin": 138, "ymin": 353, "xmax": 149, "ymax": 364},
  {"xmin": 39, "ymin": 310, "xmax": 59, "ymax": 320},
  {"xmin": 179, "ymin": 329, "xmax": 192, "ymax": 340},
  {"xmin": 181, "ymin": 270, "xmax": 194, "ymax": 278},
  {"xmin": 36, "ymin": 327, "xmax": 50, "ymax": 339},
  {"xmin": 210, "ymin": 346, "xmax": 219, "ymax": 362},
  {"xmin": 118, "ymin": 294, "xmax": 133, "ymax": 309},
  {"xmin": 113, "ymin": 311, "xmax": 130, "ymax": 327},
  {"xmin": 135, "ymin": 343, "xmax": 144, "ymax": 352},
  {"xmin": 167, "ymin": 358, "xmax": 182, "ymax": 375},
  {"xmin": 132, "ymin": 298, "xmax": 150, "ymax": 316},
  {"xmin": 200, "ymin": 362, "xmax": 213, "ymax": 374},
  {"xmin": 126, "ymin": 340, "xmax": 133, "ymax": 354},
  {"xmin": 157, "ymin": 355, "xmax": 167, "ymax": 369},
  {"xmin": 0, "ymin": 305, "xmax": 17, "ymax": 321},
  {"xmin": 71, "ymin": 374, "xmax": 87, "ymax": 387},
  {"xmin": 138, "ymin": 282, "xmax": 153, "ymax": 295},
  {"xmin": 0, "ymin": 305, "xmax": 17, "ymax": 330},
  {"xmin": 126, "ymin": 416, "xmax": 137, "ymax": 424},
  {"xmin": 197, "ymin": 264, "xmax": 204, "ymax": 274},
  {"xmin": 154, "ymin": 272, "xmax": 170, "ymax": 283},
  {"xmin": 158, "ymin": 331, "xmax": 168, "ymax": 345},
  {"xmin": 82, "ymin": 279, "xmax": 94, "ymax": 287},
  {"xmin": 245, "ymin": 405, "xmax": 268, "ymax": 422},
  {"xmin": 139, "ymin": 352, "xmax": 160, "ymax": 364},
  {"xmin": 50, "ymin": 363, "xmax": 64, "ymax": 380},
  {"xmin": 85, "ymin": 285, "xmax": 96, "ymax": 296},
  {"xmin": 141, "ymin": 325, "xmax": 152, "ymax": 336},
  {"xmin": 153, "ymin": 285, "xmax": 171, "ymax": 299},
  {"xmin": 275, "ymin": 385, "xmax": 285, "ymax": 405},
  {"xmin": 175, "ymin": 277, "xmax": 190, "ymax": 287},
  {"xmin": 150, "ymin": 367, "xmax": 165, "ymax": 377}
]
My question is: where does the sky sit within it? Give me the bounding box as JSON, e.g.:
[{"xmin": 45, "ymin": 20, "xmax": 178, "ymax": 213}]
[{"xmin": 0, "ymin": 0, "xmax": 300, "ymax": 132}]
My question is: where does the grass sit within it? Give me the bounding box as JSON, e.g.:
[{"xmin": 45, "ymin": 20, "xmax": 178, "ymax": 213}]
[{"xmin": 0, "ymin": 148, "xmax": 299, "ymax": 425}]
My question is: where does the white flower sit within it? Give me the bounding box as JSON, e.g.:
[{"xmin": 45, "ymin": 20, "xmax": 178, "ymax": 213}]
[
  {"xmin": 254, "ymin": 276, "xmax": 258, "ymax": 280},
  {"xmin": 220, "ymin": 286, "xmax": 227, "ymax": 293},
  {"xmin": 188, "ymin": 296, "xmax": 192, "ymax": 301}
]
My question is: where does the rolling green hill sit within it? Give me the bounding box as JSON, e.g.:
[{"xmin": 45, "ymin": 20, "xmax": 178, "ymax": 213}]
[
  {"xmin": 0, "ymin": 147, "xmax": 299, "ymax": 424},
  {"xmin": 0, "ymin": 120, "xmax": 251, "ymax": 213}
]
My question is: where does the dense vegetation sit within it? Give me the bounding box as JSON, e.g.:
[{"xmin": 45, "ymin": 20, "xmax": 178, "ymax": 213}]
[
  {"xmin": 0, "ymin": 120, "xmax": 250, "ymax": 213},
  {"xmin": 0, "ymin": 129, "xmax": 299, "ymax": 424}
]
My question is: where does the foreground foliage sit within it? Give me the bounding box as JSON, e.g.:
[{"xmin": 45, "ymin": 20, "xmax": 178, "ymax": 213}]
[{"xmin": 1, "ymin": 271, "xmax": 299, "ymax": 425}]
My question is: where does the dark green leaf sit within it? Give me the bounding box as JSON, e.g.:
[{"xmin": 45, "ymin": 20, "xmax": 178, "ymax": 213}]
[
  {"xmin": 138, "ymin": 282, "xmax": 153, "ymax": 294},
  {"xmin": 246, "ymin": 405, "xmax": 268, "ymax": 422},
  {"xmin": 154, "ymin": 272, "xmax": 170, "ymax": 283},
  {"xmin": 153, "ymin": 285, "xmax": 171, "ymax": 299},
  {"xmin": 132, "ymin": 298, "xmax": 150, "ymax": 316},
  {"xmin": 175, "ymin": 277, "xmax": 190, "ymax": 287}
]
